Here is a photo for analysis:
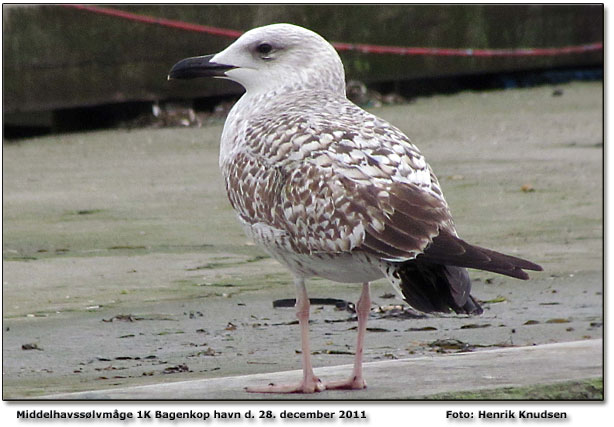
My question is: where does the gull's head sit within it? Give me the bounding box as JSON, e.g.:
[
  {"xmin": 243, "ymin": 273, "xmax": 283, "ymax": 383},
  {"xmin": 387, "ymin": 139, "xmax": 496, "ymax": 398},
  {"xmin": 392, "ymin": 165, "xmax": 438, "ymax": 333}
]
[{"xmin": 168, "ymin": 23, "xmax": 345, "ymax": 95}]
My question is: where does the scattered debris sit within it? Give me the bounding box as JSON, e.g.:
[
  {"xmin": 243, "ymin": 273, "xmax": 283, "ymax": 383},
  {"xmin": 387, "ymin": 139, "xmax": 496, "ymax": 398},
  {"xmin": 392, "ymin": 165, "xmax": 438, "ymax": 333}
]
[
  {"xmin": 524, "ymin": 320, "xmax": 540, "ymax": 325},
  {"xmin": 151, "ymin": 101, "xmax": 202, "ymax": 127},
  {"xmin": 102, "ymin": 314, "xmax": 136, "ymax": 322},
  {"xmin": 25, "ymin": 313, "xmax": 48, "ymax": 318},
  {"xmin": 379, "ymin": 292, "xmax": 396, "ymax": 299},
  {"xmin": 95, "ymin": 365, "xmax": 120, "ymax": 372},
  {"xmin": 251, "ymin": 322, "xmax": 269, "ymax": 328},
  {"xmin": 373, "ymin": 304, "xmax": 425, "ymax": 319},
  {"xmin": 107, "ymin": 245, "xmax": 147, "ymax": 250},
  {"xmin": 274, "ymin": 320, "xmax": 300, "ymax": 326},
  {"xmin": 481, "ymin": 296, "xmax": 507, "ymax": 304},
  {"xmin": 546, "ymin": 318, "xmax": 571, "ymax": 323},
  {"xmin": 366, "ymin": 327, "xmax": 390, "ymax": 332},
  {"xmin": 162, "ymin": 364, "xmax": 189, "ymax": 374},
  {"xmin": 102, "ymin": 314, "xmax": 175, "ymax": 322},
  {"xmin": 273, "ymin": 298, "xmax": 354, "ymax": 312},
  {"xmin": 156, "ymin": 330, "xmax": 184, "ymax": 336},
  {"xmin": 428, "ymin": 338, "xmax": 516, "ymax": 354},
  {"xmin": 428, "ymin": 339, "xmax": 473, "ymax": 353},
  {"xmin": 273, "ymin": 298, "xmax": 297, "ymax": 308},
  {"xmin": 346, "ymin": 80, "xmax": 407, "ymax": 107},
  {"xmin": 325, "ymin": 350, "xmax": 354, "ymax": 355},
  {"xmin": 406, "ymin": 326, "xmax": 437, "ymax": 332},
  {"xmin": 186, "ymin": 262, "xmax": 229, "ymax": 271},
  {"xmin": 21, "ymin": 343, "xmax": 43, "ymax": 351},
  {"xmin": 460, "ymin": 323, "xmax": 491, "ymax": 329},
  {"xmin": 76, "ymin": 209, "xmax": 103, "ymax": 215},
  {"xmin": 186, "ymin": 311, "xmax": 204, "ymax": 319},
  {"xmin": 197, "ymin": 347, "xmax": 217, "ymax": 357}
]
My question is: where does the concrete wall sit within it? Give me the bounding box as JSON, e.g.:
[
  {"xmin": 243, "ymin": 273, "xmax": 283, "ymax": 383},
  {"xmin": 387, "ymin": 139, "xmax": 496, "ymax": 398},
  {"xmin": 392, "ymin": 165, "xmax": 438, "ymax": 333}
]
[{"xmin": 3, "ymin": 4, "xmax": 603, "ymax": 114}]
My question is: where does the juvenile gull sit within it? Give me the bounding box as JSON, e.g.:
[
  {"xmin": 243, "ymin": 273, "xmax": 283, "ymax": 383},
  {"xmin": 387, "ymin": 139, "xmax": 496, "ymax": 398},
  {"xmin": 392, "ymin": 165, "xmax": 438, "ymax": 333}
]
[{"xmin": 168, "ymin": 23, "xmax": 542, "ymax": 393}]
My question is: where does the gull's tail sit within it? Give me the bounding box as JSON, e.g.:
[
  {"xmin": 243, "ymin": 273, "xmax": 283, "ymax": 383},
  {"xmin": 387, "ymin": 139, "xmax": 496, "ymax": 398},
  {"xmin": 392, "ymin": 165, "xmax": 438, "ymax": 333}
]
[
  {"xmin": 418, "ymin": 230, "xmax": 543, "ymax": 280},
  {"xmin": 382, "ymin": 230, "xmax": 542, "ymax": 315}
]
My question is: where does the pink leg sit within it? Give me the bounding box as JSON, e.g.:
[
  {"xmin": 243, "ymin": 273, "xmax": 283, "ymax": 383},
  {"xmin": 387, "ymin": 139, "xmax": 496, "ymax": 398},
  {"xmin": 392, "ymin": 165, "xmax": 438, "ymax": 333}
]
[
  {"xmin": 245, "ymin": 277, "xmax": 324, "ymax": 393},
  {"xmin": 325, "ymin": 282, "xmax": 370, "ymax": 390}
]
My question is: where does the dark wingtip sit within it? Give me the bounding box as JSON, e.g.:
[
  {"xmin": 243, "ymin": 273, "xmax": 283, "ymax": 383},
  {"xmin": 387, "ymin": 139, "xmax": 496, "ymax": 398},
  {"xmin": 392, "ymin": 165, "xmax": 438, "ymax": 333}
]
[
  {"xmin": 514, "ymin": 261, "xmax": 543, "ymax": 280},
  {"xmin": 516, "ymin": 259, "xmax": 543, "ymax": 272},
  {"xmin": 514, "ymin": 269, "xmax": 530, "ymax": 280}
]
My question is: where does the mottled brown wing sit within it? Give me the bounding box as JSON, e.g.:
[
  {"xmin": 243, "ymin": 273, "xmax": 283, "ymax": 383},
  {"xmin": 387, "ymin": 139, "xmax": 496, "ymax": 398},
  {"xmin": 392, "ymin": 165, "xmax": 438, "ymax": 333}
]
[
  {"xmin": 273, "ymin": 158, "xmax": 456, "ymax": 258},
  {"xmin": 361, "ymin": 180, "xmax": 456, "ymax": 260},
  {"xmin": 222, "ymin": 95, "xmax": 457, "ymax": 259},
  {"xmin": 223, "ymin": 151, "xmax": 286, "ymax": 227},
  {"xmin": 274, "ymin": 160, "xmax": 371, "ymax": 254}
]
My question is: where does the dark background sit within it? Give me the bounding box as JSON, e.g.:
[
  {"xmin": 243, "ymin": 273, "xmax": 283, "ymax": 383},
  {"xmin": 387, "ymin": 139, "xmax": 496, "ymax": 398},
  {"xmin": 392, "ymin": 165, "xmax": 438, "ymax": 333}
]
[{"xmin": 2, "ymin": 4, "xmax": 603, "ymax": 136}]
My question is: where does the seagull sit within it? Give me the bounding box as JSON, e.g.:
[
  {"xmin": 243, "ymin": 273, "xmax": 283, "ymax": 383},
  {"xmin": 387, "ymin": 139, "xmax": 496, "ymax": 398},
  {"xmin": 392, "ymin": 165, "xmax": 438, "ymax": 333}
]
[{"xmin": 168, "ymin": 23, "xmax": 542, "ymax": 393}]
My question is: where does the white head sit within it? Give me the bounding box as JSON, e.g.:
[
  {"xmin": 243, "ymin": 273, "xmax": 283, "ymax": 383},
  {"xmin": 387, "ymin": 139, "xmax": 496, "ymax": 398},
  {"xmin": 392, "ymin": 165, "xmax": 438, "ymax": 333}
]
[{"xmin": 169, "ymin": 23, "xmax": 346, "ymax": 96}]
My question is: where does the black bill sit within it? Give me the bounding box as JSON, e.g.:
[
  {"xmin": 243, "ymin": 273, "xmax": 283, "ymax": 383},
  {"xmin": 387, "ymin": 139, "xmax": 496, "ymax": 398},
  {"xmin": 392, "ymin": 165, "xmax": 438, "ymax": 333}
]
[{"xmin": 167, "ymin": 54, "xmax": 235, "ymax": 80}]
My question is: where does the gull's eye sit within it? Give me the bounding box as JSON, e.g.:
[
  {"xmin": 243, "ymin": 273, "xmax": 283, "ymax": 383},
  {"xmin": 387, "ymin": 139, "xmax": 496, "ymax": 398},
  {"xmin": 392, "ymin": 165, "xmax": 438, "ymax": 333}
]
[{"xmin": 257, "ymin": 43, "xmax": 273, "ymax": 55}]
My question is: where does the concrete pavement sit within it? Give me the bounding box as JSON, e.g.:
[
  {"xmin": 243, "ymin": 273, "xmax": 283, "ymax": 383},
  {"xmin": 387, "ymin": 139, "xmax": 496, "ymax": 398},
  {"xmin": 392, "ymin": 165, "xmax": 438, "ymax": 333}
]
[{"xmin": 42, "ymin": 339, "xmax": 602, "ymax": 400}]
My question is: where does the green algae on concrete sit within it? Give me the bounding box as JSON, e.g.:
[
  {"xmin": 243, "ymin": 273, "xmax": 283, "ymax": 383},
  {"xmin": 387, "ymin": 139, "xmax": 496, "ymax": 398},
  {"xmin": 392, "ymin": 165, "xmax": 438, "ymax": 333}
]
[{"xmin": 426, "ymin": 378, "xmax": 603, "ymax": 400}]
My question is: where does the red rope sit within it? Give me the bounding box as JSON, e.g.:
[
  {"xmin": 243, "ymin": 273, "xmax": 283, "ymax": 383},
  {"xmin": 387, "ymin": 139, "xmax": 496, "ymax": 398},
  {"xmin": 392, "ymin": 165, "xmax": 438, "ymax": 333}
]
[
  {"xmin": 64, "ymin": 4, "xmax": 243, "ymax": 38},
  {"xmin": 63, "ymin": 4, "xmax": 603, "ymax": 57},
  {"xmin": 331, "ymin": 41, "xmax": 604, "ymax": 57}
]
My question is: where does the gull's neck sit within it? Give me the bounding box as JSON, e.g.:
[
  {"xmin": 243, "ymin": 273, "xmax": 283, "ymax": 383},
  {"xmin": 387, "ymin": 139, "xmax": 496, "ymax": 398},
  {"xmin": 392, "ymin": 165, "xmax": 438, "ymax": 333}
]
[{"xmin": 218, "ymin": 75, "xmax": 347, "ymax": 169}]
